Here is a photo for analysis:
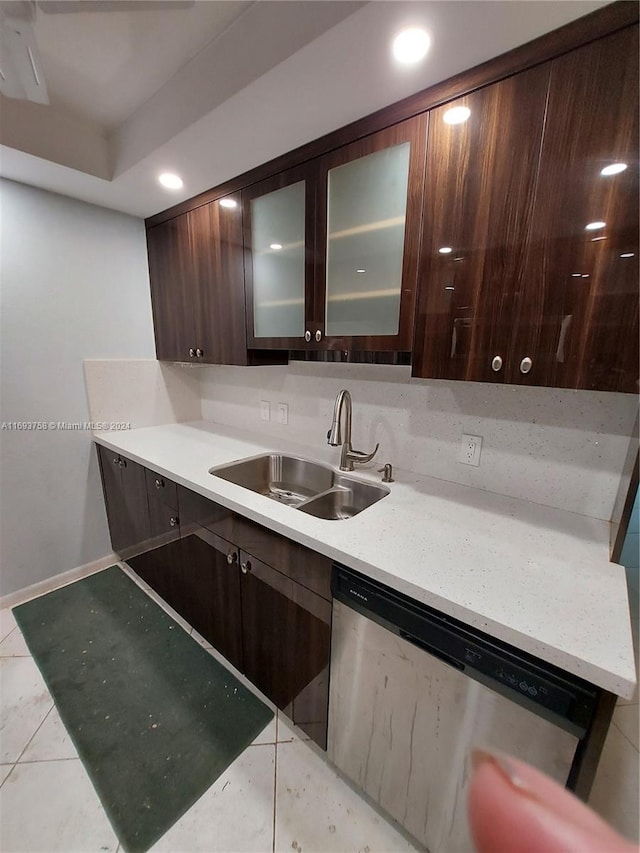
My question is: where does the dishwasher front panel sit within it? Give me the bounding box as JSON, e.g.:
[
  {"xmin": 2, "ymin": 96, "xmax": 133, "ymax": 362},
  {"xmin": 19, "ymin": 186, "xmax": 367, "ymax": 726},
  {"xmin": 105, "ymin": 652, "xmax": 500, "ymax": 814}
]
[{"xmin": 328, "ymin": 600, "xmax": 579, "ymax": 853}]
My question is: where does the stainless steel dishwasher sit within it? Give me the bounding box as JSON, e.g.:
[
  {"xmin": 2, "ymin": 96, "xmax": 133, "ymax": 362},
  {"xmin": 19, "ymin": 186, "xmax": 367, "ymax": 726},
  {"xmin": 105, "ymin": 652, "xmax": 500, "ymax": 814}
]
[{"xmin": 328, "ymin": 564, "xmax": 605, "ymax": 853}]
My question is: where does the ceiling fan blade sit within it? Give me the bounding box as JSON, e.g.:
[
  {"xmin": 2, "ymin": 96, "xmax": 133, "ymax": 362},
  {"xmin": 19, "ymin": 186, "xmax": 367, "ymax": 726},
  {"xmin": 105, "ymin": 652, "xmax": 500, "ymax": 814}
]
[
  {"xmin": 0, "ymin": 16, "xmax": 49, "ymax": 104},
  {"xmin": 38, "ymin": 1, "xmax": 195, "ymax": 12}
]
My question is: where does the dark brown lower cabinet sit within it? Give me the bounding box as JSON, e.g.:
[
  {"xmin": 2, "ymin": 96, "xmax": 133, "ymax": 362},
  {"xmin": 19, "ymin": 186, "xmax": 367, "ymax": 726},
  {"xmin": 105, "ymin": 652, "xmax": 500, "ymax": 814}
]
[
  {"xmin": 179, "ymin": 522, "xmax": 243, "ymax": 671},
  {"xmin": 96, "ymin": 445, "xmax": 151, "ymax": 560},
  {"xmin": 130, "ymin": 470, "xmax": 183, "ymax": 612},
  {"xmin": 239, "ymin": 551, "xmax": 331, "ymax": 748},
  {"xmin": 96, "ymin": 446, "xmax": 333, "ymax": 749}
]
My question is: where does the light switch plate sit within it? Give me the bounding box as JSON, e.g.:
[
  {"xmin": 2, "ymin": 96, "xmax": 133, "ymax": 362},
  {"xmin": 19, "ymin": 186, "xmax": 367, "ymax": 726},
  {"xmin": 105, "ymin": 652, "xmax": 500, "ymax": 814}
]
[
  {"xmin": 260, "ymin": 400, "xmax": 271, "ymax": 422},
  {"xmin": 277, "ymin": 403, "xmax": 289, "ymax": 425}
]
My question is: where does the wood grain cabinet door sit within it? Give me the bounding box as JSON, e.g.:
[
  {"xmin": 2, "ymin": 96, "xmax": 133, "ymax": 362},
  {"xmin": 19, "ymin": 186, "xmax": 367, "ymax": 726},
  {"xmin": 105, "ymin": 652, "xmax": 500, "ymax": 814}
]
[
  {"xmin": 146, "ymin": 214, "xmax": 197, "ymax": 362},
  {"xmin": 412, "ymin": 65, "xmax": 550, "ymax": 383},
  {"xmin": 179, "ymin": 523, "xmax": 243, "ymax": 671},
  {"xmin": 96, "ymin": 446, "xmax": 151, "ymax": 560},
  {"xmin": 131, "ymin": 470, "xmax": 182, "ymax": 607},
  {"xmin": 515, "ymin": 25, "xmax": 639, "ymax": 392},
  {"xmin": 239, "ymin": 551, "xmax": 331, "ymax": 749},
  {"xmin": 189, "ymin": 198, "xmax": 248, "ymax": 365}
]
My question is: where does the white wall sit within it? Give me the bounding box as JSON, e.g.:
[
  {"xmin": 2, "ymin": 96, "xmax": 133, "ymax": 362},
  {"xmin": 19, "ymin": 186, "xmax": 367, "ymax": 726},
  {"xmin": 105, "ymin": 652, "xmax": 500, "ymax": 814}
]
[
  {"xmin": 0, "ymin": 179, "xmax": 156, "ymax": 597},
  {"xmin": 199, "ymin": 361, "xmax": 638, "ymax": 521}
]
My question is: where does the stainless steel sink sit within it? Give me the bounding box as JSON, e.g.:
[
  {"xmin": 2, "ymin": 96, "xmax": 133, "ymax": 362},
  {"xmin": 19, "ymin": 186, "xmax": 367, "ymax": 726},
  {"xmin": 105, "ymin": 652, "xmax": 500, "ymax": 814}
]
[
  {"xmin": 209, "ymin": 454, "xmax": 389, "ymax": 520},
  {"xmin": 298, "ymin": 476, "xmax": 388, "ymax": 521}
]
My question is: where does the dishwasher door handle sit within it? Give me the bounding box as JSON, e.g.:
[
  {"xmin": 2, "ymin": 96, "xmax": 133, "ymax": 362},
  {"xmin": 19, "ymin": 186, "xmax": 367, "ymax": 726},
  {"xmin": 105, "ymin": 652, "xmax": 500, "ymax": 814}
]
[{"xmin": 399, "ymin": 629, "xmax": 465, "ymax": 671}]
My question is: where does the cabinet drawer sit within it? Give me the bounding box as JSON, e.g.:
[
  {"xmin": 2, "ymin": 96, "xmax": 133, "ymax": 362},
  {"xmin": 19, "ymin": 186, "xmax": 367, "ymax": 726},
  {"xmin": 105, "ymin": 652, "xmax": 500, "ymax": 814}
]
[
  {"xmin": 177, "ymin": 486, "xmax": 332, "ymax": 600},
  {"xmin": 145, "ymin": 468, "xmax": 178, "ymax": 510}
]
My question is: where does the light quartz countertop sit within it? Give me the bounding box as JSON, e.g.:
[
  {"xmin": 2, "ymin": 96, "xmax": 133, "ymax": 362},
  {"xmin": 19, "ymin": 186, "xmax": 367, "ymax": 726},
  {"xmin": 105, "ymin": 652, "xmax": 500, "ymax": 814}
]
[{"xmin": 94, "ymin": 420, "xmax": 636, "ymax": 698}]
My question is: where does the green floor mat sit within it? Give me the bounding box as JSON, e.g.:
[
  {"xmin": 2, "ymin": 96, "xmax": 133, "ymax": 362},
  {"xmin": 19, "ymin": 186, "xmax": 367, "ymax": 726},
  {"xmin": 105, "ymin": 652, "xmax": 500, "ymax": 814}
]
[{"xmin": 13, "ymin": 566, "xmax": 273, "ymax": 852}]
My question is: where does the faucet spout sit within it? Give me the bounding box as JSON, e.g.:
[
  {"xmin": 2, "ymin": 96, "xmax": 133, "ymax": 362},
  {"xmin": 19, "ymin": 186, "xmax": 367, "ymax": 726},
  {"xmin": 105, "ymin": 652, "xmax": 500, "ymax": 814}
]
[
  {"xmin": 328, "ymin": 389, "xmax": 351, "ymax": 447},
  {"xmin": 327, "ymin": 388, "xmax": 378, "ymax": 472}
]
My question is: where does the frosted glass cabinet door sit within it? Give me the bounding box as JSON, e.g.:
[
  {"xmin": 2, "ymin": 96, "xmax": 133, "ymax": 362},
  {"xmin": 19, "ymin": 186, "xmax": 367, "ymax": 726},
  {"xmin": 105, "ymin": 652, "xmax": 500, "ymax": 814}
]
[
  {"xmin": 317, "ymin": 115, "xmax": 427, "ymax": 349},
  {"xmin": 325, "ymin": 143, "xmax": 410, "ymax": 337},
  {"xmin": 247, "ymin": 179, "xmax": 306, "ymax": 340}
]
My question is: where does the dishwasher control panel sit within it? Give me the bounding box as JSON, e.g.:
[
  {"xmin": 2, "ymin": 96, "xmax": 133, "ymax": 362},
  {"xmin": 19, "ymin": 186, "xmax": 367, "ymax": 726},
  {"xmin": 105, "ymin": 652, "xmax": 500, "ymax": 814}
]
[{"xmin": 333, "ymin": 563, "xmax": 599, "ymax": 738}]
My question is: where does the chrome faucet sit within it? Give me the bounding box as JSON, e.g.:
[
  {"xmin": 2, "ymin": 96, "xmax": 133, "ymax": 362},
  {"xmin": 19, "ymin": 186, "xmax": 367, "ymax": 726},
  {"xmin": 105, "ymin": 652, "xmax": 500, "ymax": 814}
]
[{"xmin": 327, "ymin": 389, "xmax": 379, "ymax": 472}]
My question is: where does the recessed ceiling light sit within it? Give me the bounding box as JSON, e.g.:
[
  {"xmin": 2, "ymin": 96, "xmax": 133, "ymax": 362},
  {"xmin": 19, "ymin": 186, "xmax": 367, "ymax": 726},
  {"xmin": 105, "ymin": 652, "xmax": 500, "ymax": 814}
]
[
  {"xmin": 571, "ymin": 273, "xmax": 581, "ymax": 277},
  {"xmin": 620, "ymin": 252, "xmax": 635, "ymax": 258},
  {"xmin": 585, "ymin": 221, "xmax": 606, "ymax": 231},
  {"xmin": 219, "ymin": 198, "xmax": 237, "ymax": 209},
  {"xmin": 392, "ymin": 28, "xmax": 430, "ymax": 64},
  {"xmin": 270, "ymin": 243, "xmax": 283, "ymax": 251},
  {"xmin": 444, "ymin": 286, "xmax": 455, "ymax": 291},
  {"xmin": 158, "ymin": 172, "xmax": 183, "ymax": 190},
  {"xmin": 356, "ymin": 269, "xmax": 366, "ymax": 273},
  {"xmin": 600, "ymin": 163, "xmax": 627, "ymax": 176},
  {"xmin": 443, "ymin": 106, "xmax": 470, "ymax": 125},
  {"xmin": 438, "ymin": 246, "xmax": 453, "ymax": 254},
  {"xmin": 591, "ymin": 236, "xmax": 607, "ymax": 242},
  {"xmin": 581, "ymin": 274, "xmax": 590, "ymax": 278}
]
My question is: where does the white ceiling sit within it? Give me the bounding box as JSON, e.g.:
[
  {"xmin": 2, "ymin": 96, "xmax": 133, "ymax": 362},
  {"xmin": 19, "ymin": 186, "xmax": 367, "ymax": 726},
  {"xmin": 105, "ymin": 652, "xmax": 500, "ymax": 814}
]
[
  {"xmin": 0, "ymin": 0, "xmax": 609, "ymax": 220},
  {"xmin": 32, "ymin": 1, "xmax": 254, "ymax": 128}
]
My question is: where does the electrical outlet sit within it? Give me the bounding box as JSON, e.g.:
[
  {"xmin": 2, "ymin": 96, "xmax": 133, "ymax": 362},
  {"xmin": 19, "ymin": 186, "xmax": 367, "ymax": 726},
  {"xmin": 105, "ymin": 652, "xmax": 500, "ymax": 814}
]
[
  {"xmin": 459, "ymin": 433, "xmax": 482, "ymax": 466},
  {"xmin": 260, "ymin": 400, "xmax": 271, "ymax": 422},
  {"xmin": 277, "ymin": 403, "xmax": 289, "ymax": 425}
]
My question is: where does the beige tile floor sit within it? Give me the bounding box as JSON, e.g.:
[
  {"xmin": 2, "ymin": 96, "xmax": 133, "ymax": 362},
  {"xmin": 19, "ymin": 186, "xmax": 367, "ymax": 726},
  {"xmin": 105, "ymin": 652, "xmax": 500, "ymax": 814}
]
[{"xmin": 0, "ymin": 565, "xmax": 638, "ymax": 852}]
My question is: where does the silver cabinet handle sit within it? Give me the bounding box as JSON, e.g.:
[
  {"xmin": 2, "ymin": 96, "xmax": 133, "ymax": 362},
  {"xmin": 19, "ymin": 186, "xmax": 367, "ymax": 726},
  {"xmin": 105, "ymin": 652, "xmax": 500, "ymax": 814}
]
[
  {"xmin": 520, "ymin": 356, "xmax": 533, "ymax": 374},
  {"xmin": 315, "ymin": 330, "xmax": 322, "ymax": 342},
  {"xmin": 226, "ymin": 551, "xmax": 237, "ymax": 565},
  {"xmin": 154, "ymin": 478, "xmax": 164, "ymax": 490},
  {"xmin": 189, "ymin": 348, "xmax": 196, "ymax": 358},
  {"xmin": 169, "ymin": 516, "xmax": 179, "ymax": 527},
  {"xmin": 491, "ymin": 355, "xmax": 503, "ymax": 372},
  {"xmin": 195, "ymin": 348, "xmax": 203, "ymax": 358},
  {"xmin": 304, "ymin": 330, "xmax": 311, "ymax": 342},
  {"xmin": 241, "ymin": 559, "xmax": 252, "ymax": 574}
]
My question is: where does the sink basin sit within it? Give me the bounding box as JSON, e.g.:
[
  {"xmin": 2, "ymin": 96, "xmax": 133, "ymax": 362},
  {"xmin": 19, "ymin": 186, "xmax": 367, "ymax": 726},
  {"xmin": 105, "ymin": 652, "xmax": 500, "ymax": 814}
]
[
  {"xmin": 298, "ymin": 476, "xmax": 388, "ymax": 521},
  {"xmin": 209, "ymin": 454, "xmax": 389, "ymax": 520}
]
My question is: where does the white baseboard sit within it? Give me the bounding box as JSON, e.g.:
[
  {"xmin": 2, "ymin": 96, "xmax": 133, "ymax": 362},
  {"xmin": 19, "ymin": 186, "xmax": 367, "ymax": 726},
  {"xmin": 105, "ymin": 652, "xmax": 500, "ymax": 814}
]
[{"xmin": 0, "ymin": 553, "xmax": 119, "ymax": 610}]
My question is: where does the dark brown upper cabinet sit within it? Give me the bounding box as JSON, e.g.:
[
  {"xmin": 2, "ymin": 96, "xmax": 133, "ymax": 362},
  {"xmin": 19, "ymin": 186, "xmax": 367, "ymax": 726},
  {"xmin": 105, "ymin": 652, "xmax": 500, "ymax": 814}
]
[
  {"xmin": 147, "ymin": 195, "xmax": 285, "ymax": 366},
  {"xmin": 517, "ymin": 25, "xmax": 639, "ymax": 393},
  {"xmin": 412, "ymin": 65, "xmax": 551, "ymax": 384},
  {"xmin": 243, "ymin": 115, "xmax": 428, "ymax": 352},
  {"xmin": 413, "ymin": 25, "xmax": 639, "ymax": 393}
]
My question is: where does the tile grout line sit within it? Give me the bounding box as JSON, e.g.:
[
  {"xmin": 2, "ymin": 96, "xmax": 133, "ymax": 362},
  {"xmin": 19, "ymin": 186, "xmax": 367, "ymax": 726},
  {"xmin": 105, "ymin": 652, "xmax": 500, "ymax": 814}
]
[
  {"xmin": 272, "ymin": 731, "xmax": 279, "ymax": 853},
  {"xmin": 0, "ymin": 625, "xmax": 18, "ymax": 646},
  {"xmin": 611, "ymin": 719, "xmax": 640, "ymax": 753},
  {"xmin": 13, "ymin": 701, "xmax": 55, "ymax": 765},
  {"xmin": 0, "ymin": 762, "xmax": 17, "ymax": 789}
]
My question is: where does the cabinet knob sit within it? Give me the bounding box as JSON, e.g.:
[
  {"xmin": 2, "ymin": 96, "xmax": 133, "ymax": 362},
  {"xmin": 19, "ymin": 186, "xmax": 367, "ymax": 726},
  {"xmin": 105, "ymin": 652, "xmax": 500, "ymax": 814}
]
[
  {"xmin": 304, "ymin": 330, "xmax": 311, "ymax": 342},
  {"xmin": 491, "ymin": 355, "xmax": 503, "ymax": 372},
  {"xmin": 169, "ymin": 516, "xmax": 179, "ymax": 527},
  {"xmin": 154, "ymin": 478, "xmax": 164, "ymax": 490},
  {"xmin": 315, "ymin": 330, "xmax": 322, "ymax": 342},
  {"xmin": 241, "ymin": 559, "xmax": 252, "ymax": 574},
  {"xmin": 226, "ymin": 551, "xmax": 237, "ymax": 565},
  {"xmin": 519, "ymin": 356, "xmax": 533, "ymax": 374},
  {"xmin": 189, "ymin": 348, "xmax": 196, "ymax": 358},
  {"xmin": 113, "ymin": 456, "xmax": 119, "ymax": 465},
  {"xmin": 195, "ymin": 348, "xmax": 204, "ymax": 358},
  {"xmin": 118, "ymin": 458, "xmax": 126, "ymax": 468}
]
